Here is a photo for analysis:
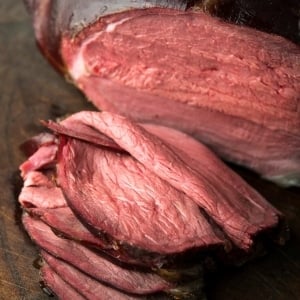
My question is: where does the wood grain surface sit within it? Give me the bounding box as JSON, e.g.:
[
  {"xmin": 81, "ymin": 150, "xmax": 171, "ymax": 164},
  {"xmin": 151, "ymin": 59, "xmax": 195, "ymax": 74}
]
[{"xmin": 0, "ymin": 1, "xmax": 299, "ymax": 299}]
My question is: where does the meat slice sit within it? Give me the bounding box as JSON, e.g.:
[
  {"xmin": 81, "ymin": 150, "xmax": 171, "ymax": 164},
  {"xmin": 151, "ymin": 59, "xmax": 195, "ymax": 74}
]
[
  {"xmin": 23, "ymin": 170, "xmax": 54, "ymax": 188},
  {"xmin": 57, "ymin": 137, "xmax": 222, "ymax": 254},
  {"xmin": 29, "ymin": 206, "xmax": 175, "ymax": 267},
  {"xmin": 41, "ymin": 251, "xmax": 143, "ymax": 300},
  {"xmin": 22, "ymin": 214, "xmax": 174, "ymax": 295},
  {"xmin": 20, "ymin": 171, "xmax": 171, "ymax": 267},
  {"xmin": 30, "ymin": 205, "xmax": 164, "ymax": 267},
  {"xmin": 142, "ymin": 123, "xmax": 278, "ymax": 219},
  {"xmin": 30, "ymin": 207, "xmax": 105, "ymax": 248},
  {"xmin": 19, "ymin": 129, "xmax": 223, "ymax": 265},
  {"xmin": 20, "ymin": 132, "xmax": 57, "ymax": 157},
  {"xmin": 18, "ymin": 140, "xmax": 220, "ymax": 267},
  {"xmin": 19, "ymin": 143, "xmax": 57, "ymax": 178},
  {"xmin": 18, "ymin": 141, "xmax": 66, "ymax": 209},
  {"xmin": 48, "ymin": 111, "xmax": 284, "ymax": 251},
  {"xmin": 18, "ymin": 110, "xmax": 288, "ymax": 299},
  {"xmin": 19, "ymin": 185, "xmax": 66, "ymax": 209},
  {"xmin": 41, "ymin": 262, "xmax": 86, "ymax": 300},
  {"xmin": 19, "ymin": 133, "xmax": 57, "ymax": 177}
]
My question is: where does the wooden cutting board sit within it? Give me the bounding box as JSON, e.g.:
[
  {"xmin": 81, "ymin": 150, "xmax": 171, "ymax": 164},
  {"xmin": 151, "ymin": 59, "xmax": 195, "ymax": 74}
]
[{"xmin": 0, "ymin": 1, "xmax": 299, "ymax": 299}]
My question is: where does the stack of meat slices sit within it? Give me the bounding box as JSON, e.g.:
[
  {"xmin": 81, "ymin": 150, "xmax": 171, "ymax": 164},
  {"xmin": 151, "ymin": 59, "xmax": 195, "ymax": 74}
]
[{"xmin": 18, "ymin": 111, "xmax": 288, "ymax": 299}]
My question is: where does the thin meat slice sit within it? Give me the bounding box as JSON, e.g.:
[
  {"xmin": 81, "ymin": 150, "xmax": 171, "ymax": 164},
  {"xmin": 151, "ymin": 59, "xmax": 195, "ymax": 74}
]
[
  {"xmin": 22, "ymin": 214, "xmax": 174, "ymax": 295},
  {"xmin": 40, "ymin": 263, "xmax": 86, "ymax": 300},
  {"xmin": 41, "ymin": 251, "xmax": 143, "ymax": 300},
  {"xmin": 49, "ymin": 111, "xmax": 283, "ymax": 250},
  {"xmin": 19, "ymin": 143, "xmax": 57, "ymax": 178},
  {"xmin": 19, "ymin": 185, "xmax": 67, "ymax": 209},
  {"xmin": 21, "ymin": 172, "xmax": 171, "ymax": 267},
  {"xmin": 19, "ymin": 133, "xmax": 58, "ymax": 178},
  {"xmin": 18, "ymin": 137, "xmax": 66, "ymax": 210},
  {"xmin": 44, "ymin": 119, "xmax": 124, "ymax": 153},
  {"xmin": 143, "ymin": 123, "xmax": 288, "ymax": 244},
  {"xmin": 23, "ymin": 170, "xmax": 54, "ymax": 188},
  {"xmin": 143, "ymin": 124, "xmax": 283, "ymax": 217},
  {"xmin": 57, "ymin": 136, "xmax": 223, "ymax": 254},
  {"xmin": 20, "ymin": 132, "xmax": 57, "ymax": 157},
  {"xmin": 30, "ymin": 206, "xmax": 105, "ymax": 248},
  {"xmin": 19, "ymin": 152, "xmax": 67, "ymax": 210},
  {"xmin": 30, "ymin": 206, "xmax": 158, "ymax": 266},
  {"xmin": 29, "ymin": 206, "xmax": 170, "ymax": 267},
  {"xmin": 19, "ymin": 143, "xmax": 217, "ymax": 267}
]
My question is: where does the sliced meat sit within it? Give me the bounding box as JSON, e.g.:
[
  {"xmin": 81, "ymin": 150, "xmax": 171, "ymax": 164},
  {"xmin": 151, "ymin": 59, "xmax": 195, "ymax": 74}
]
[
  {"xmin": 142, "ymin": 123, "xmax": 279, "ymax": 217},
  {"xmin": 18, "ymin": 110, "xmax": 288, "ymax": 299},
  {"xmin": 23, "ymin": 170, "xmax": 54, "ymax": 188},
  {"xmin": 18, "ymin": 142, "xmax": 65, "ymax": 210},
  {"xmin": 20, "ymin": 172, "xmax": 171, "ymax": 267},
  {"xmin": 49, "ymin": 111, "xmax": 284, "ymax": 250},
  {"xmin": 57, "ymin": 136, "xmax": 222, "ymax": 254},
  {"xmin": 18, "ymin": 144, "xmax": 219, "ymax": 267},
  {"xmin": 41, "ymin": 251, "xmax": 143, "ymax": 300},
  {"xmin": 19, "ymin": 143, "xmax": 57, "ymax": 178},
  {"xmin": 29, "ymin": 206, "xmax": 171, "ymax": 267},
  {"xmin": 22, "ymin": 214, "xmax": 174, "ymax": 295},
  {"xmin": 43, "ymin": 119, "xmax": 124, "ymax": 153},
  {"xmin": 30, "ymin": 206, "xmax": 105, "ymax": 248},
  {"xmin": 29, "ymin": 205, "xmax": 163, "ymax": 266},
  {"xmin": 20, "ymin": 130, "xmax": 223, "ymax": 265},
  {"xmin": 20, "ymin": 132, "xmax": 57, "ymax": 157},
  {"xmin": 19, "ymin": 184, "xmax": 66, "ymax": 209},
  {"xmin": 40, "ymin": 262, "xmax": 86, "ymax": 300}
]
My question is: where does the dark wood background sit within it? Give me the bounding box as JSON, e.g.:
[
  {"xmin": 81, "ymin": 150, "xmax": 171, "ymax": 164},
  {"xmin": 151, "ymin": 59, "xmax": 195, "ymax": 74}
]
[{"xmin": 0, "ymin": 1, "xmax": 299, "ymax": 299}]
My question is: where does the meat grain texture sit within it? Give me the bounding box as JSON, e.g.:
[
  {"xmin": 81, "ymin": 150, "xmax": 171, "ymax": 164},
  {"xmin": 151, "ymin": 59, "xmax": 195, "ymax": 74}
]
[
  {"xmin": 24, "ymin": 1, "xmax": 300, "ymax": 186},
  {"xmin": 19, "ymin": 111, "xmax": 288, "ymax": 299},
  {"xmin": 20, "ymin": 1, "xmax": 298, "ymax": 298}
]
